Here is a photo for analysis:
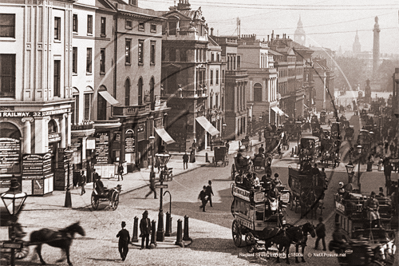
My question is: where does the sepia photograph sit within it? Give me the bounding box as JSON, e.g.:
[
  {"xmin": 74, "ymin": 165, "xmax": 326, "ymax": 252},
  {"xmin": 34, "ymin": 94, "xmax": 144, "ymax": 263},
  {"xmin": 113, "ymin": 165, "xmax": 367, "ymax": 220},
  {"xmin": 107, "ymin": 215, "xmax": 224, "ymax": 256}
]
[{"xmin": 0, "ymin": 0, "xmax": 398, "ymax": 265}]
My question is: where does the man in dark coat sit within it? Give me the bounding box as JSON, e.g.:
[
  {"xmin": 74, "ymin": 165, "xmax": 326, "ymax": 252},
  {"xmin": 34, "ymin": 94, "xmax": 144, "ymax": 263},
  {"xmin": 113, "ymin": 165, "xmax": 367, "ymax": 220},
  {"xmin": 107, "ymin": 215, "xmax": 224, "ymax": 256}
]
[
  {"xmin": 258, "ymin": 144, "xmax": 265, "ymax": 155},
  {"xmin": 315, "ymin": 217, "xmax": 326, "ymax": 250},
  {"xmin": 118, "ymin": 163, "xmax": 124, "ymax": 181},
  {"xmin": 145, "ymin": 174, "xmax": 157, "ymax": 199},
  {"xmin": 206, "ymin": 180, "xmax": 214, "ymax": 207},
  {"xmin": 139, "ymin": 211, "xmax": 151, "ymax": 249},
  {"xmin": 116, "ymin": 221, "xmax": 130, "ymax": 261},
  {"xmin": 384, "ymin": 162, "xmax": 393, "ymax": 188},
  {"xmin": 79, "ymin": 170, "xmax": 86, "ymax": 196},
  {"xmin": 198, "ymin": 186, "xmax": 208, "ymax": 212},
  {"xmin": 183, "ymin": 152, "xmax": 189, "ymax": 170}
]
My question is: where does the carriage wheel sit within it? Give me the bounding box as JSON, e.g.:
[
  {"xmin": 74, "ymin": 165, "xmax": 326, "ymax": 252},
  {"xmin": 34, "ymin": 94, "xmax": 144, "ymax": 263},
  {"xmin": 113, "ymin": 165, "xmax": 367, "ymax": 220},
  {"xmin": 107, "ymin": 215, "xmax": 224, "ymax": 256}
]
[
  {"xmin": 91, "ymin": 193, "xmax": 99, "ymax": 210},
  {"xmin": 232, "ymin": 220, "xmax": 243, "ymax": 247},
  {"xmin": 245, "ymin": 232, "xmax": 256, "ymax": 253},
  {"xmin": 111, "ymin": 191, "xmax": 119, "ymax": 211},
  {"xmin": 15, "ymin": 243, "xmax": 29, "ymax": 259},
  {"xmin": 231, "ymin": 164, "xmax": 235, "ymax": 180}
]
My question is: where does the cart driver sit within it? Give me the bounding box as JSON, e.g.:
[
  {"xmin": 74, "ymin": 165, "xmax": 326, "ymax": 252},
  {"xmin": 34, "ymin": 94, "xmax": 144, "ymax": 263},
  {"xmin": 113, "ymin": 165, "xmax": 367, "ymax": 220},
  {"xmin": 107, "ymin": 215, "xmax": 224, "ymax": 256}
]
[
  {"xmin": 236, "ymin": 153, "xmax": 249, "ymax": 174},
  {"xmin": 364, "ymin": 191, "xmax": 381, "ymax": 228},
  {"xmin": 331, "ymin": 222, "xmax": 351, "ymax": 252},
  {"xmin": 95, "ymin": 175, "xmax": 107, "ymax": 196}
]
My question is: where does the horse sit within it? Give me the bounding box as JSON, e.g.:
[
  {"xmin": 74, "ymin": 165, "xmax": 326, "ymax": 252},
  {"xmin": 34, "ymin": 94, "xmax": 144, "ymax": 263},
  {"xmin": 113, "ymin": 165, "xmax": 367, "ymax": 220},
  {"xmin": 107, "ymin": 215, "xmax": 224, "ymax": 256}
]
[
  {"xmin": 259, "ymin": 225, "xmax": 304, "ymax": 264},
  {"xmin": 30, "ymin": 222, "xmax": 85, "ymax": 266},
  {"xmin": 293, "ymin": 222, "xmax": 316, "ymax": 263}
]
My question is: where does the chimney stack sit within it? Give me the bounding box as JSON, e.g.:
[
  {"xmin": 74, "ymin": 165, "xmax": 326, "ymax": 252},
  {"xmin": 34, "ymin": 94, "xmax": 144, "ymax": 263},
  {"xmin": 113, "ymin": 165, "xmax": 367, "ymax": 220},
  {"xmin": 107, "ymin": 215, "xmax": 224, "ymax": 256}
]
[
  {"xmin": 210, "ymin": 27, "xmax": 214, "ymax": 36},
  {"xmin": 276, "ymin": 35, "xmax": 279, "ymax": 39},
  {"xmin": 267, "ymin": 35, "xmax": 269, "ymax": 41},
  {"xmin": 271, "ymin": 30, "xmax": 274, "ymax": 40}
]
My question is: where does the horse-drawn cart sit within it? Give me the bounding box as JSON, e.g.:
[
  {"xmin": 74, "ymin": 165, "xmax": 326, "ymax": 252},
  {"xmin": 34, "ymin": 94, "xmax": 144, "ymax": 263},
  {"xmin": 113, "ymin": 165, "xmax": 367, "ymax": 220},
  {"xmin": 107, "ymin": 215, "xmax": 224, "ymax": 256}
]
[
  {"xmin": 213, "ymin": 140, "xmax": 228, "ymax": 167},
  {"xmin": 91, "ymin": 182, "xmax": 121, "ymax": 210},
  {"xmin": 288, "ymin": 167, "xmax": 326, "ymax": 218}
]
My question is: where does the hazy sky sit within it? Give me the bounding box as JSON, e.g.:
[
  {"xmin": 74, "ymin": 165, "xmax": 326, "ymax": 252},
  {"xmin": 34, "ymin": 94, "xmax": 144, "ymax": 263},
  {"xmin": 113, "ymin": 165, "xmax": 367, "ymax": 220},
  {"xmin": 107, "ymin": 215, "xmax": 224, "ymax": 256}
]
[{"xmin": 139, "ymin": 0, "xmax": 399, "ymax": 54}]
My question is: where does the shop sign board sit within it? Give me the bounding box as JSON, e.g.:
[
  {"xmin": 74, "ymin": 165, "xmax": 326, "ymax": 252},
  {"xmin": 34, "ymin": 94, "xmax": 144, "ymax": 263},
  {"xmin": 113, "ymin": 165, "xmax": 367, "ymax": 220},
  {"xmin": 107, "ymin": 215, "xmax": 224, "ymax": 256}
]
[
  {"xmin": 0, "ymin": 138, "xmax": 20, "ymax": 174},
  {"xmin": 22, "ymin": 153, "xmax": 51, "ymax": 175},
  {"xmin": 125, "ymin": 137, "xmax": 135, "ymax": 153},
  {"xmin": 0, "ymin": 109, "xmax": 69, "ymax": 118},
  {"xmin": 95, "ymin": 133, "xmax": 109, "ymax": 164},
  {"xmin": 137, "ymin": 124, "xmax": 146, "ymax": 142},
  {"xmin": 48, "ymin": 133, "xmax": 61, "ymax": 143}
]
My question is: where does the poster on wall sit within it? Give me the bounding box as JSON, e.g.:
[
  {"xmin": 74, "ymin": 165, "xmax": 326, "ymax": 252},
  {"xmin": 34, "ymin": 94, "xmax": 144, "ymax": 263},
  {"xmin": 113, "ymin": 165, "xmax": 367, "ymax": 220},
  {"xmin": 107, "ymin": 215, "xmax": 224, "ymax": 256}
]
[
  {"xmin": 0, "ymin": 138, "xmax": 20, "ymax": 174},
  {"xmin": 22, "ymin": 153, "xmax": 52, "ymax": 177},
  {"xmin": 125, "ymin": 137, "xmax": 135, "ymax": 153},
  {"xmin": 95, "ymin": 132, "xmax": 109, "ymax": 164}
]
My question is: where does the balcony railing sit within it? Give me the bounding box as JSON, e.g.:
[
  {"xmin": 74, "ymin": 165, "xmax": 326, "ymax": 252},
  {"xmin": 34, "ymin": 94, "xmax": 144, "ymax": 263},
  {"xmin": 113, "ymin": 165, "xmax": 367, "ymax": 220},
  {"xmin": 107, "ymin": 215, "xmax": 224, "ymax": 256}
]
[{"xmin": 225, "ymin": 70, "xmax": 248, "ymax": 77}]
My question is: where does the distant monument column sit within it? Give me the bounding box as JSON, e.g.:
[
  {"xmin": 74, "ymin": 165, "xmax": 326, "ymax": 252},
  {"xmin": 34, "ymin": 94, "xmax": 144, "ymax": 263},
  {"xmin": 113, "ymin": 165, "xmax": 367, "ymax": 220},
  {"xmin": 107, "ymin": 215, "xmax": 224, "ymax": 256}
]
[{"xmin": 373, "ymin": 16, "xmax": 380, "ymax": 78}]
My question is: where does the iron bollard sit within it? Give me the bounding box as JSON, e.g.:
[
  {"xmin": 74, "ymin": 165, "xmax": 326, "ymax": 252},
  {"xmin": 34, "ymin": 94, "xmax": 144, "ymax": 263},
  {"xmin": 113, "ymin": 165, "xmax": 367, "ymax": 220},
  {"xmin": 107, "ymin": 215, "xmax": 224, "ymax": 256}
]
[
  {"xmin": 291, "ymin": 147, "xmax": 294, "ymax": 157},
  {"xmin": 205, "ymin": 152, "xmax": 209, "ymax": 163},
  {"xmin": 165, "ymin": 212, "xmax": 171, "ymax": 236},
  {"xmin": 183, "ymin": 215, "xmax": 191, "ymax": 241},
  {"xmin": 175, "ymin": 219, "xmax": 184, "ymax": 247},
  {"xmin": 150, "ymin": 220, "xmax": 157, "ymax": 248},
  {"xmin": 132, "ymin": 216, "xmax": 139, "ymax": 242}
]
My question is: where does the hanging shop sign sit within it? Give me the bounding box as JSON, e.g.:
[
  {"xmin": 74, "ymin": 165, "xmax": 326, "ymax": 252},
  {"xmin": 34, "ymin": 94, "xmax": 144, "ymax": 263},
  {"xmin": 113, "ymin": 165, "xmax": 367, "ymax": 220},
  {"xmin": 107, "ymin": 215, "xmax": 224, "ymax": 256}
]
[
  {"xmin": 137, "ymin": 123, "xmax": 146, "ymax": 142},
  {"xmin": 125, "ymin": 137, "xmax": 135, "ymax": 153},
  {"xmin": 95, "ymin": 132, "xmax": 109, "ymax": 164},
  {"xmin": 0, "ymin": 138, "xmax": 20, "ymax": 174},
  {"xmin": 87, "ymin": 138, "xmax": 96, "ymax": 150}
]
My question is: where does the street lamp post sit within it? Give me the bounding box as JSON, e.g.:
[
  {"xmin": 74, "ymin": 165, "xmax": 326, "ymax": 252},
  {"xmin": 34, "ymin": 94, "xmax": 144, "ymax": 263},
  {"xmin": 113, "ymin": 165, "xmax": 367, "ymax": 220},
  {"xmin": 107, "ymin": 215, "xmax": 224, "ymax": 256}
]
[
  {"xmin": 155, "ymin": 152, "xmax": 170, "ymax": 242},
  {"xmin": 64, "ymin": 146, "xmax": 74, "ymax": 208},
  {"xmin": 357, "ymin": 145, "xmax": 363, "ymax": 192},
  {"xmin": 1, "ymin": 179, "xmax": 28, "ymax": 266}
]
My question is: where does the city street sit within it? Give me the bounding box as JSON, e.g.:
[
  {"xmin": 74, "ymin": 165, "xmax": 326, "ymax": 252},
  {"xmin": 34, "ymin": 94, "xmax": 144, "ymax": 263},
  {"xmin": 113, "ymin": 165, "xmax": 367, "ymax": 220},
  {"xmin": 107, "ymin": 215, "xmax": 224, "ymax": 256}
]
[{"xmin": 15, "ymin": 143, "xmax": 381, "ymax": 266}]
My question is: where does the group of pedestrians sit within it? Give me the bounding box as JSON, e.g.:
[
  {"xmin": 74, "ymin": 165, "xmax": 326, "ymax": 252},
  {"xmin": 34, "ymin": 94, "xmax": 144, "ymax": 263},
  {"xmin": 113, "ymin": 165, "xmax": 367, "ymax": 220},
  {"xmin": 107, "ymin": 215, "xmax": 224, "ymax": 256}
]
[
  {"xmin": 115, "ymin": 210, "xmax": 154, "ymax": 261},
  {"xmin": 198, "ymin": 180, "xmax": 214, "ymax": 212}
]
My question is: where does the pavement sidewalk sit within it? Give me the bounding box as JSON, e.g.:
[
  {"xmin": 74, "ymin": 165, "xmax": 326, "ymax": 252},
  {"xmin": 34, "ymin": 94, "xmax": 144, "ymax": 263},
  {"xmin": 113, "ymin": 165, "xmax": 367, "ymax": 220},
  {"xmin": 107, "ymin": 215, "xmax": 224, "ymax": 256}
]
[{"xmin": 23, "ymin": 136, "xmax": 265, "ymax": 212}]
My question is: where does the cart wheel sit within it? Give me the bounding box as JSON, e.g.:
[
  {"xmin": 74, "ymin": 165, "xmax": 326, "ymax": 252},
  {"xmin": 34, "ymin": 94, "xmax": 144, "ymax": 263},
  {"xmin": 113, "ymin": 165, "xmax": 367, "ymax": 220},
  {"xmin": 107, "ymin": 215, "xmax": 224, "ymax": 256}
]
[
  {"xmin": 91, "ymin": 193, "xmax": 99, "ymax": 210},
  {"xmin": 15, "ymin": 242, "xmax": 29, "ymax": 259},
  {"xmin": 245, "ymin": 232, "xmax": 256, "ymax": 253},
  {"xmin": 111, "ymin": 191, "xmax": 119, "ymax": 211},
  {"xmin": 232, "ymin": 220, "xmax": 242, "ymax": 247}
]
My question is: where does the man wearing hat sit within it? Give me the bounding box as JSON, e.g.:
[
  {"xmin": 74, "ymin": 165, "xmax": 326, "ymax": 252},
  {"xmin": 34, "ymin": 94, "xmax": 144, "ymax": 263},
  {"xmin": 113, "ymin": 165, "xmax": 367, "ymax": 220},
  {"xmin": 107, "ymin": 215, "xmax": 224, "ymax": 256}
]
[
  {"xmin": 315, "ymin": 217, "xmax": 326, "ymax": 251},
  {"xmin": 364, "ymin": 191, "xmax": 381, "ymax": 227},
  {"xmin": 331, "ymin": 222, "xmax": 350, "ymax": 252},
  {"xmin": 139, "ymin": 210, "xmax": 151, "ymax": 249},
  {"xmin": 116, "ymin": 221, "xmax": 130, "ymax": 261}
]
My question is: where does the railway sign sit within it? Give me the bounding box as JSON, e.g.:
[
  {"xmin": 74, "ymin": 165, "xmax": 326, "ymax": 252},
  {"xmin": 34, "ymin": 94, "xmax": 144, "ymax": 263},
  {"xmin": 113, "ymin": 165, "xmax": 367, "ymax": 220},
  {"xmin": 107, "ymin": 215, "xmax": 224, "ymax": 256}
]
[{"xmin": 155, "ymin": 184, "xmax": 168, "ymax": 189}]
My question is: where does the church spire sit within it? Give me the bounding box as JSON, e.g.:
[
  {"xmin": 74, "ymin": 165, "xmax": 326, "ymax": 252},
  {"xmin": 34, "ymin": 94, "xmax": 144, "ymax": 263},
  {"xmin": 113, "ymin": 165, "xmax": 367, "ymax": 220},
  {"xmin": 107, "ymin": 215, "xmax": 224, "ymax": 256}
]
[{"xmin": 353, "ymin": 30, "xmax": 361, "ymax": 54}]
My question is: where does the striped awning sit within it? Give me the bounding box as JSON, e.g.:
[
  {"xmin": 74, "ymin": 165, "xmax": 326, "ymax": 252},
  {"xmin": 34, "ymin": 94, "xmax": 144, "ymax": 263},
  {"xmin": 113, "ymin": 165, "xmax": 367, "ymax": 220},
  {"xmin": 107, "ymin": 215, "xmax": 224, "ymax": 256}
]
[
  {"xmin": 155, "ymin": 127, "xmax": 175, "ymax": 145},
  {"xmin": 195, "ymin": 116, "xmax": 219, "ymax": 136}
]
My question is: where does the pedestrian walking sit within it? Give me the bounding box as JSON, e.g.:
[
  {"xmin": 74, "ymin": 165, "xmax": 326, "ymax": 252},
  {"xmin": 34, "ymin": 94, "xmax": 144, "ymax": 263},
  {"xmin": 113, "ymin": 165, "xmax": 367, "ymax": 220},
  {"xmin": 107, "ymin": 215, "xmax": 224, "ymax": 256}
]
[
  {"xmin": 206, "ymin": 180, "xmax": 214, "ymax": 207},
  {"xmin": 198, "ymin": 186, "xmax": 208, "ymax": 212},
  {"xmin": 258, "ymin": 144, "xmax": 264, "ymax": 155},
  {"xmin": 139, "ymin": 210, "xmax": 151, "ymax": 249},
  {"xmin": 145, "ymin": 174, "xmax": 157, "ymax": 199},
  {"xmin": 116, "ymin": 221, "xmax": 130, "ymax": 261},
  {"xmin": 183, "ymin": 152, "xmax": 189, "ymax": 170},
  {"xmin": 79, "ymin": 170, "xmax": 86, "ymax": 196},
  {"xmin": 118, "ymin": 163, "xmax": 124, "ymax": 181},
  {"xmin": 315, "ymin": 217, "xmax": 326, "ymax": 251},
  {"xmin": 384, "ymin": 162, "xmax": 392, "ymax": 188}
]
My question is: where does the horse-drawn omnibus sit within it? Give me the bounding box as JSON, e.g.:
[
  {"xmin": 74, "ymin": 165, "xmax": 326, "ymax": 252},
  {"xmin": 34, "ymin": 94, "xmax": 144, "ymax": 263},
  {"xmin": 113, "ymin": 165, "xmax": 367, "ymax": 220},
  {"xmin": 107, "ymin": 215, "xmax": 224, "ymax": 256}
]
[
  {"xmin": 288, "ymin": 167, "xmax": 326, "ymax": 218},
  {"xmin": 332, "ymin": 191, "xmax": 396, "ymax": 266},
  {"xmin": 298, "ymin": 135, "xmax": 321, "ymax": 165}
]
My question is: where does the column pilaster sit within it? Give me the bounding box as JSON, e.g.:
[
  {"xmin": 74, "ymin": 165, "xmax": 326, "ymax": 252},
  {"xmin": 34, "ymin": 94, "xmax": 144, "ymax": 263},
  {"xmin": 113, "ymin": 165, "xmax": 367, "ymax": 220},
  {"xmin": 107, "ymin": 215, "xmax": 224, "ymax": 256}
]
[{"xmin": 21, "ymin": 117, "xmax": 34, "ymax": 154}]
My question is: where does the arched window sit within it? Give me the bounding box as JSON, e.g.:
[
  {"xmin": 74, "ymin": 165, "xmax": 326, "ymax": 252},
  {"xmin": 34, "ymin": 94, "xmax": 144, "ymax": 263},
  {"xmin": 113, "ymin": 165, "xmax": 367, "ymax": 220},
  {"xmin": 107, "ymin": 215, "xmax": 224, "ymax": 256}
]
[
  {"xmin": 0, "ymin": 122, "xmax": 21, "ymax": 139},
  {"xmin": 97, "ymin": 86, "xmax": 107, "ymax": 120},
  {"xmin": 254, "ymin": 83, "xmax": 262, "ymax": 102},
  {"xmin": 150, "ymin": 77, "xmax": 155, "ymax": 110},
  {"xmin": 138, "ymin": 78, "xmax": 143, "ymax": 105},
  {"xmin": 48, "ymin": 120, "xmax": 58, "ymax": 133},
  {"xmin": 125, "ymin": 79, "xmax": 130, "ymax": 106}
]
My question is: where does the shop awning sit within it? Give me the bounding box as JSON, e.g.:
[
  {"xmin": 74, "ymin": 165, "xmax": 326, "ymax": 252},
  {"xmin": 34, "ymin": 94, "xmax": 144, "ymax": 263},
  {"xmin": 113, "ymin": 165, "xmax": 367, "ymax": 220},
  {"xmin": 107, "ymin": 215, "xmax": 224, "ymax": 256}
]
[
  {"xmin": 271, "ymin": 106, "xmax": 288, "ymax": 117},
  {"xmin": 99, "ymin": 91, "xmax": 119, "ymax": 105},
  {"xmin": 195, "ymin": 116, "xmax": 220, "ymax": 136},
  {"xmin": 155, "ymin": 127, "xmax": 175, "ymax": 145}
]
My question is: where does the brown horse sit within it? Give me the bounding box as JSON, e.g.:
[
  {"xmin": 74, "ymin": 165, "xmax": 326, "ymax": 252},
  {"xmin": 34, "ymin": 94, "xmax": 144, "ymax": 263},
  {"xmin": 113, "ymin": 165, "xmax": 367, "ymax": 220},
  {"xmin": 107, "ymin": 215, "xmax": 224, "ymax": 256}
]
[
  {"xmin": 260, "ymin": 225, "xmax": 304, "ymax": 264},
  {"xmin": 30, "ymin": 222, "xmax": 85, "ymax": 266}
]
